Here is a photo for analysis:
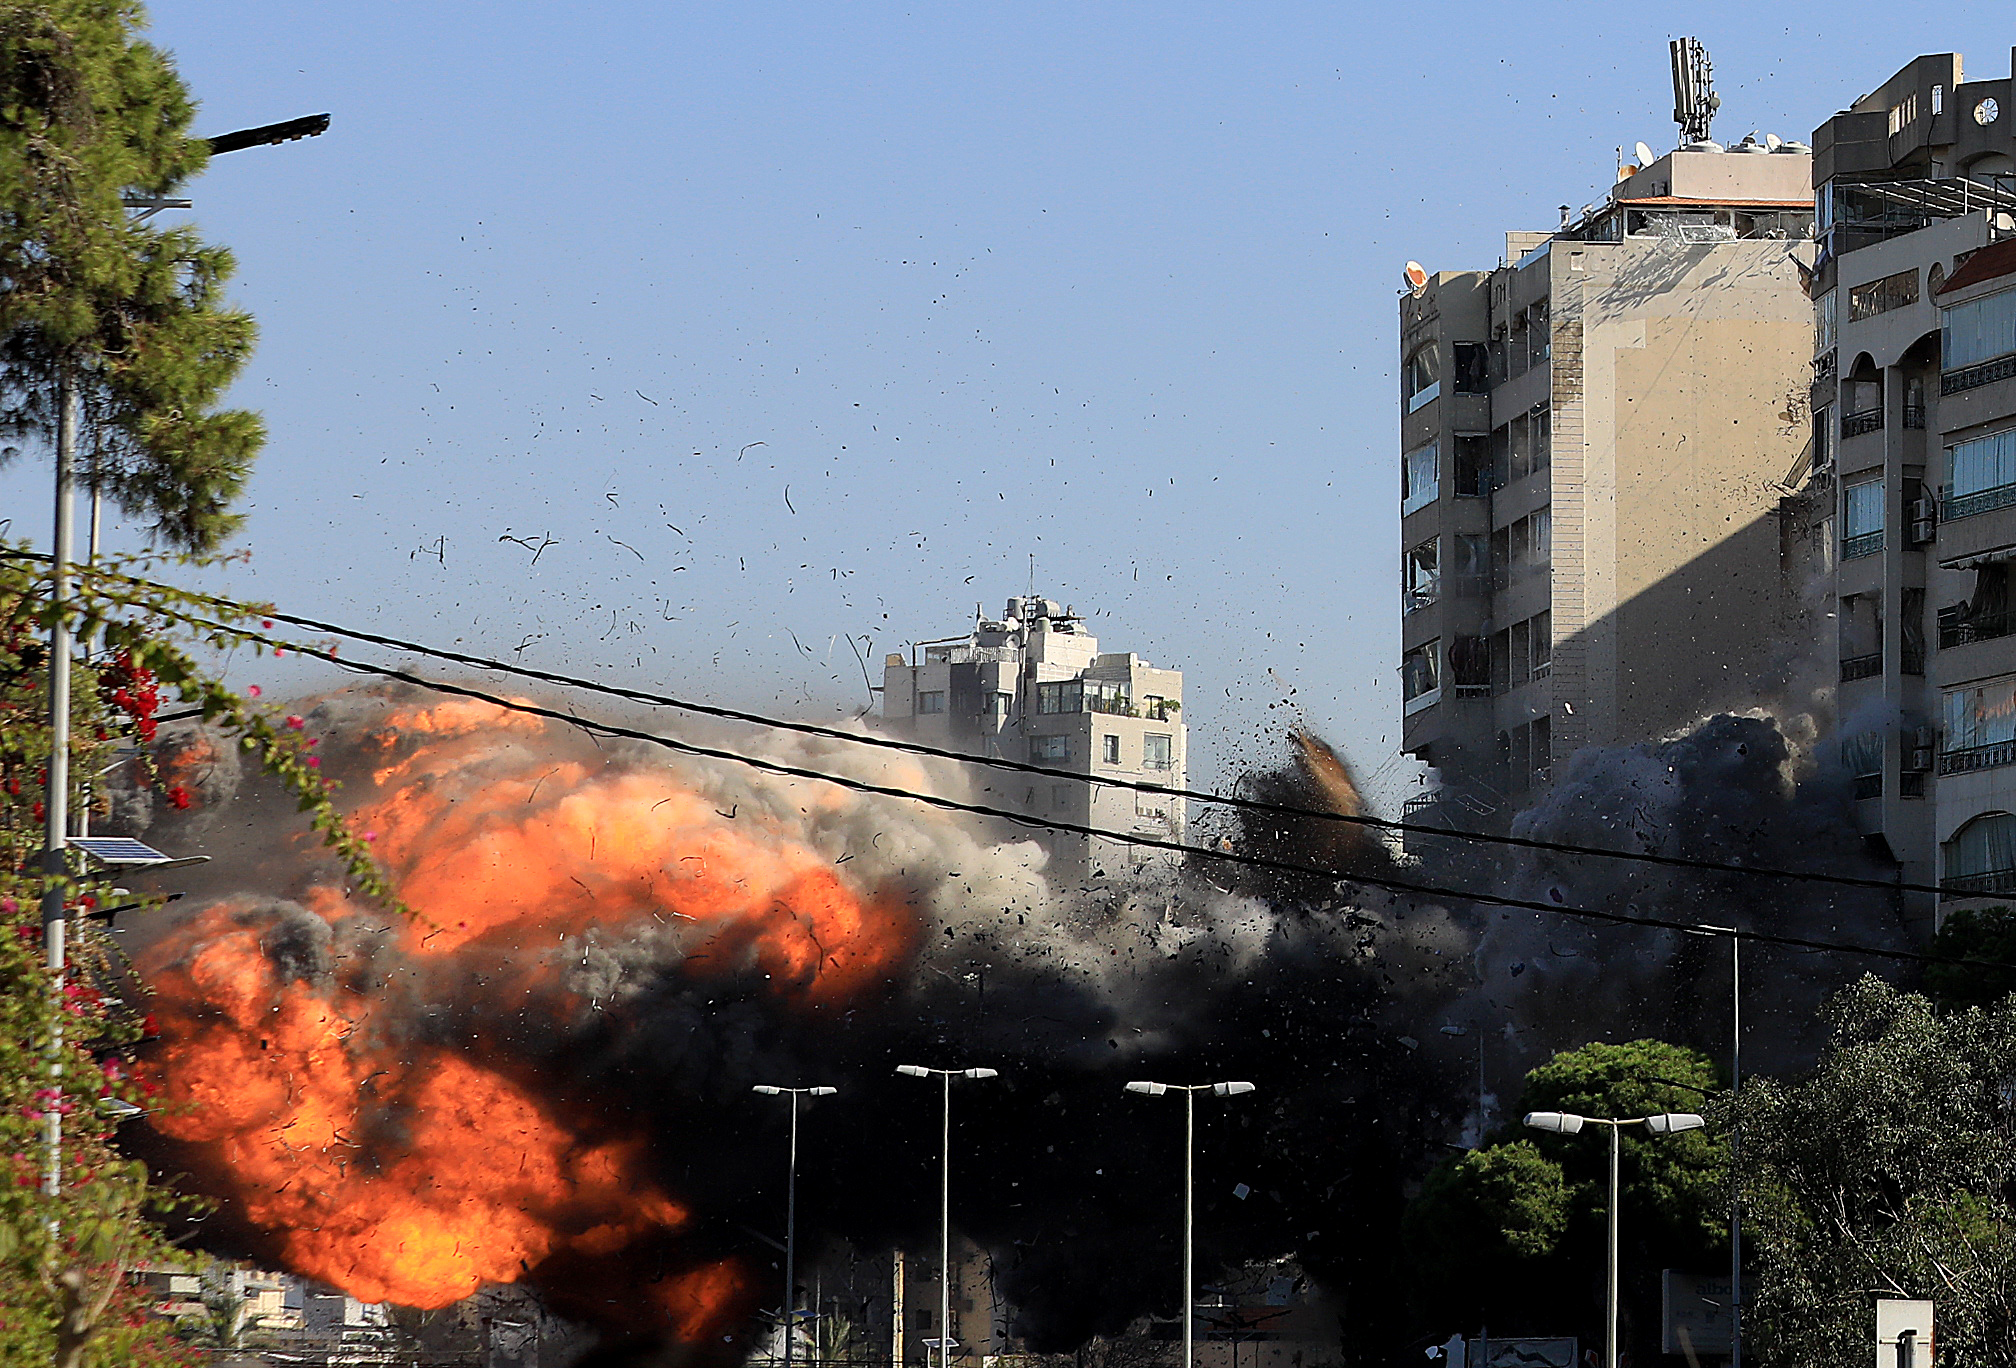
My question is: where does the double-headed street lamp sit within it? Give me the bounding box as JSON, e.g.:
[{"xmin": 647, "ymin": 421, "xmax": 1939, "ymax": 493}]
[
  {"xmin": 753, "ymin": 1085, "xmax": 838, "ymax": 1368},
  {"xmin": 1523, "ymin": 1110, "xmax": 1706, "ymax": 1368},
  {"xmin": 1125, "ymin": 1081, "xmax": 1258, "ymax": 1368},
  {"xmin": 896, "ymin": 1065, "xmax": 1000, "ymax": 1368}
]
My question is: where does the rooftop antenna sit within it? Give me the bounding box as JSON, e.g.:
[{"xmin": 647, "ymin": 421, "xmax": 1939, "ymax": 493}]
[
  {"xmin": 1670, "ymin": 37, "xmax": 1720, "ymax": 145},
  {"xmin": 1028, "ymin": 553, "xmax": 1035, "ymax": 597},
  {"xmin": 1635, "ymin": 140, "xmax": 1658, "ymax": 168}
]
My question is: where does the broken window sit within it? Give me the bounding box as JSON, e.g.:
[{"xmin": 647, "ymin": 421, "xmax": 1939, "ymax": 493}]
[
  {"xmin": 1530, "ymin": 610, "xmax": 1553, "ymax": 678},
  {"xmin": 1848, "ymin": 267, "xmax": 1920, "ymax": 322},
  {"xmin": 1404, "ymin": 345, "xmax": 1440, "ymax": 411},
  {"xmin": 1454, "ymin": 434, "xmax": 1492, "ymax": 495},
  {"xmin": 1404, "ymin": 537, "xmax": 1440, "ymax": 613},
  {"xmin": 1453, "ymin": 342, "xmax": 1489, "ymax": 394},
  {"xmin": 1402, "ymin": 440, "xmax": 1439, "ymax": 514},
  {"xmin": 1944, "ymin": 678, "xmax": 2016, "ymax": 754},
  {"xmin": 1402, "ymin": 641, "xmax": 1440, "ymax": 704},
  {"xmin": 1449, "ymin": 635, "xmax": 1490, "ymax": 694},
  {"xmin": 1530, "ymin": 404, "xmax": 1551, "ymax": 473}
]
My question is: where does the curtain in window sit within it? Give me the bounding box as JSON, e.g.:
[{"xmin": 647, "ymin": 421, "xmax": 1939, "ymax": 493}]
[
  {"xmin": 1402, "ymin": 442, "xmax": 1439, "ymax": 512},
  {"xmin": 1840, "ymin": 730, "xmax": 1883, "ymax": 778},
  {"xmin": 1844, "ymin": 479, "xmax": 1884, "ymax": 536},
  {"xmin": 1947, "ymin": 812, "xmax": 2016, "ymax": 878},
  {"xmin": 1948, "ymin": 429, "xmax": 2016, "ymax": 499},
  {"xmin": 1944, "ymin": 677, "xmax": 2016, "ymax": 751},
  {"xmin": 1943, "ymin": 288, "xmax": 2016, "ymax": 370}
]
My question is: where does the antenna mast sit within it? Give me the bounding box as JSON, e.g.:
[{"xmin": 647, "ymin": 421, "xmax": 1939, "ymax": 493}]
[{"xmin": 1669, "ymin": 37, "xmax": 1720, "ymax": 145}]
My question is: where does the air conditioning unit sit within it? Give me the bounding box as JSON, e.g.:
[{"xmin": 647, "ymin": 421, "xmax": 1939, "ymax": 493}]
[
  {"xmin": 1910, "ymin": 498, "xmax": 1937, "ymax": 546},
  {"xmin": 1907, "ymin": 726, "xmax": 1935, "ymax": 773}
]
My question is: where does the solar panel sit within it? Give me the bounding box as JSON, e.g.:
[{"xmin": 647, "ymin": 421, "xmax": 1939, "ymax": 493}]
[{"xmin": 68, "ymin": 836, "xmax": 172, "ymax": 865}]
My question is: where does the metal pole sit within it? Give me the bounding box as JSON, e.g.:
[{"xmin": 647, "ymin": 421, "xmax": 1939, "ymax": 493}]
[
  {"xmin": 1730, "ymin": 938, "xmax": 1742, "ymax": 1368},
  {"xmin": 40, "ymin": 371, "xmax": 76, "ymax": 1201},
  {"xmin": 940, "ymin": 1071, "xmax": 951, "ymax": 1368},
  {"xmin": 785, "ymin": 1091, "xmax": 799, "ymax": 1368},
  {"xmin": 1183, "ymin": 1087, "xmax": 1195, "ymax": 1368},
  {"xmin": 1606, "ymin": 1122, "xmax": 1620, "ymax": 1368}
]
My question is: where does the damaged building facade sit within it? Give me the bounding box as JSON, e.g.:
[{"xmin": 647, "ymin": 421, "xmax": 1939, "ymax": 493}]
[
  {"xmin": 1811, "ymin": 51, "xmax": 2016, "ymax": 922},
  {"xmin": 881, "ymin": 597, "xmax": 1186, "ymax": 884},
  {"xmin": 1396, "ymin": 134, "xmax": 1817, "ymax": 830}
]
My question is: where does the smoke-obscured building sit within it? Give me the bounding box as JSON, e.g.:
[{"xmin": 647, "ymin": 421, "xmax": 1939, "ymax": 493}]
[
  {"xmin": 881, "ymin": 597, "xmax": 1186, "ymax": 884},
  {"xmin": 1808, "ymin": 51, "xmax": 2016, "ymax": 926},
  {"xmin": 1396, "ymin": 130, "xmax": 1818, "ymax": 829}
]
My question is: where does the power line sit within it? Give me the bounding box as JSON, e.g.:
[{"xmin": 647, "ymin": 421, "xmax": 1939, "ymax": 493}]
[
  {"xmin": 9, "ymin": 550, "xmax": 1954, "ymax": 905},
  {"xmin": 125, "ymin": 601, "xmax": 2010, "ymax": 975}
]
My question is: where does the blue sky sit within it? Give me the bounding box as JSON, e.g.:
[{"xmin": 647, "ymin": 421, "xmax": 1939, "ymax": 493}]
[{"xmin": 7, "ymin": 3, "xmax": 2013, "ymax": 804}]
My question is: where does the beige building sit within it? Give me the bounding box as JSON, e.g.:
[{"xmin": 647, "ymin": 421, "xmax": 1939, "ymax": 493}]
[
  {"xmin": 1808, "ymin": 51, "xmax": 2016, "ymax": 924},
  {"xmin": 882, "ymin": 597, "xmax": 1185, "ymax": 884},
  {"xmin": 1396, "ymin": 137, "xmax": 1816, "ymax": 827}
]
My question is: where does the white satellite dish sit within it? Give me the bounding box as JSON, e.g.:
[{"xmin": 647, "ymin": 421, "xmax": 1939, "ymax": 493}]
[
  {"xmin": 1403, "ymin": 260, "xmax": 1428, "ymax": 296},
  {"xmin": 1634, "ymin": 140, "xmax": 1657, "ymax": 168},
  {"xmin": 1765, "ymin": 132, "xmax": 1783, "ymax": 150}
]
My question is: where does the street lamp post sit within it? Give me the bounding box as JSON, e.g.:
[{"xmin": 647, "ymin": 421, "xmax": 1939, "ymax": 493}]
[
  {"xmin": 752, "ymin": 1086, "xmax": 837, "ymax": 1368},
  {"xmin": 896, "ymin": 1065, "xmax": 1000, "ymax": 1368},
  {"xmin": 1523, "ymin": 1110, "xmax": 1705, "ymax": 1368},
  {"xmin": 1124, "ymin": 1081, "xmax": 1258, "ymax": 1368}
]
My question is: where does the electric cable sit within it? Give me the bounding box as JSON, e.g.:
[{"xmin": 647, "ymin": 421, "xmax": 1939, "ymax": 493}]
[
  {"xmin": 127, "ymin": 599, "xmax": 2015, "ymax": 976},
  {"xmin": 6, "ymin": 549, "xmax": 1957, "ymax": 905}
]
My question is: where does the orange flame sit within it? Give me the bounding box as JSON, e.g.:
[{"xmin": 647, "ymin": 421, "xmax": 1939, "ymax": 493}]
[{"xmin": 138, "ymin": 695, "xmax": 916, "ymax": 1339}]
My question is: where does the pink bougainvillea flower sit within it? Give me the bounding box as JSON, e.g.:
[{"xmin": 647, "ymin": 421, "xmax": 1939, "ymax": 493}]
[{"xmin": 246, "ymin": 685, "xmax": 262, "ymax": 698}]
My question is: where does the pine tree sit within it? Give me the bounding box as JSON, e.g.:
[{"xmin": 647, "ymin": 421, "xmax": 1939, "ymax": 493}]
[{"xmin": 0, "ymin": 0, "xmax": 262, "ymax": 552}]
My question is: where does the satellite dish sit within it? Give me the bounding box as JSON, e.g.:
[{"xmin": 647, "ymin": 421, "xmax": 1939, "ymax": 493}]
[
  {"xmin": 1635, "ymin": 140, "xmax": 1657, "ymax": 168},
  {"xmin": 1765, "ymin": 132, "xmax": 1783, "ymax": 150},
  {"xmin": 1403, "ymin": 261, "xmax": 1428, "ymax": 296}
]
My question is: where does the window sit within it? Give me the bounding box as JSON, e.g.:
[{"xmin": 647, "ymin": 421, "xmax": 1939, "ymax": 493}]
[
  {"xmin": 1404, "ymin": 537, "xmax": 1440, "ymax": 613},
  {"xmin": 1031, "ymin": 734, "xmax": 1070, "ymax": 762},
  {"xmin": 1404, "ymin": 345, "xmax": 1440, "ymax": 412},
  {"xmin": 1945, "ymin": 812, "xmax": 2016, "ymax": 894},
  {"xmin": 1530, "ymin": 610, "xmax": 1552, "ymax": 678},
  {"xmin": 1943, "ymin": 288, "xmax": 2016, "ymax": 372},
  {"xmin": 1402, "ymin": 640, "xmax": 1441, "ymax": 707},
  {"xmin": 1449, "ymin": 635, "xmax": 1490, "ymax": 694},
  {"xmin": 1848, "ymin": 268, "xmax": 1920, "ymax": 321},
  {"xmin": 1035, "ymin": 680, "xmax": 1083, "ymax": 714},
  {"xmin": 988, "ymin": 691, "xmax": 1012, "ymax": 716},
  {"xmin": 1843, "ymin": 479, "xmax": 1884, "ymax": 558},
  {"xmin": 1530, "ymin": 405, "xmax": 1551, "ymax": 473},
  {"xmin": 1945, "ymin": 677, "xmax": 2016, "ymax": 753},
  {"xmin": 1084, "ymin": 680, "xmax": 1131, "ymax": 714},
  {"xmin": 1452, "ymin": 342, "xmax": 1489, "ymax": 394},
  {"xmin": 1945, "ymin": 429, "xmax": 2016, "ymax": 520},
  {"xmin": 1453, "ymin": 434, "xmax": 1491, "ymax": 496},
  {"xmin": 917, "ymin": 690, "xmax": 946, "ymax": 714},
  {"xmin": 1101, "ymin": 734, "xmax": 1121, "ymax": 765},
  {"xmin": 1888, "ymin": 91, "xmax": 1919, "ymax": 136},
  {"xmin": 1401, "ymin": 441, "xmax": 1439, "ymax": 514},
  {"xmin": 1453, "ymin": 533, "xmax": 1488, "ymax": 593},
  {"xmin": 1144, "ymin": 734, "xmax": 1173, "ymax": 770},
  {"xmin": 1528, "ymin": 298, "xmax": 1550, "ymax": 365},
  {"xmin": 1816, "ymin": 290, "xmax": 1837, "ymax": 354}
]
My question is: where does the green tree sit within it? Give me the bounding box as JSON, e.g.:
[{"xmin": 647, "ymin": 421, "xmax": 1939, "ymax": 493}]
[
  {"xmin": 1401, "ymin": 1040, "xmax": 1726, "ymax": 1356},
  {"xmin": 0, "ymin": 0, "xmax": 262, "ymax": 551},
  {"xmin": 0, "ymin": 544, "xmax": 398, "ymax": 1366},
  {"xmin": 1923, "ymin": 905, "xmax": 2016, "ymax": 1011},
  {"xmin": 1741, "ymin": 977, "xmax": 2016, "ymax": 1368}
]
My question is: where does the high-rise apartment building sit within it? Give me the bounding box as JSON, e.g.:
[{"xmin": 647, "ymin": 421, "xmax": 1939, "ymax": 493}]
[
  {"xmin": 1808, "ymin": 52, "xmax": 2016, "ymax": 923},
  {"xmin": 1397, "ymin": 137, "xmax": 1817, "ymax": 828},
  {"xmin": 880, "ymin": 597, "xmax": 1186, "ymax": 882}
]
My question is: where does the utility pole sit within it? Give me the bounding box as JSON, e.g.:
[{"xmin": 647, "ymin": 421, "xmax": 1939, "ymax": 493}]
[{"xmin": 39, "ymin": 373, "xmax": 75, "ymax": 1199}]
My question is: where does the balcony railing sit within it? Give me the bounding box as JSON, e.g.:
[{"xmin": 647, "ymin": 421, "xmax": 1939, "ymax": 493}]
[
  {"xmin": 1903, "ymin": 405, "xmax": 1927, "ymax": 429},
  {"xmin": 1842, "ymin": 407, "xmax": 1885, "ymax": 438},
  {"xmin": 1942, "ymin": 867, "xmax": 2016, "ymax": 898},
  {"xmin": 1939, "ymin": 739, "xmax": 2016, "ymax": 775},
  {"xmin": 1840, "ymin": 652, "xmax": 1883, "ymax": 682},
  {"xmin": 1943, "ymin": 353, "xmax": 2016, "ymax": 395},
  {"xmin": 1942, "ymin": 482, "xmax": 2016, "ymax": 522},
  {"xmin": 1842, "ymin": 530, "xmax": 1884, "ymax": 560},
  {"xmin": 1940, "ymin": 611, "xmax": 2016, "ymax": 649},
  {"xmin": 1451, "ymin": 683, "xmax": 1493, "ymax": 699}
]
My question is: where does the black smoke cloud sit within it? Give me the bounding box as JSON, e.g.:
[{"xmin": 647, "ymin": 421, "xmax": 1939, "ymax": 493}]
[{"xmin": 115, "ymin": 688, "xmax": 1904, "ymax": 1363}]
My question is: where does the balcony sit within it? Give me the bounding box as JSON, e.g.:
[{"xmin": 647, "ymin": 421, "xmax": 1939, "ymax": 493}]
[
  {"xmin": 1942, "ymin": 867, "xmax": 2016, "ymax": 898},
  {"xmin": 1940, "ymin": 611, "xmax": 2016, "ymax": 650},
  {"xmin": 1840, "ymin": 652, "xmax": 1883, "ymax": 682},
  {"xmin": 1841, "ymin": 407, "xmax": 1885, "ymax": 439},
  {"xmin": 1842, "ymin": 530, "xmax": 1884, "ymax": 561},
  {"xmin": 1942, "ymin": 483, "xmax": 2016, "ymax": 522},
  {"xmin": 1939, "ymin": 739, "xmax": 2016, "ymax": 775},
  {"xmin": 1943, "ymin": 353, "xmax": 2016, "ymax": 396}
]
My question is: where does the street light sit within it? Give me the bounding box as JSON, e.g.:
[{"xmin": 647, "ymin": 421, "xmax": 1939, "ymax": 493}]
[
  {"xmin": 1523, "ymin": 1110, "xmax": 1705, "ymax": 1368},
  {"xmin": 1125, "ymin": 1081, "xmax": 1258, "ymax": 1368},
  {"xmin": 752, "ymin": 1086, "xmax": 837, "ymax": 1368},
  {"xmin": 896, "ymin": 1066, "xmax": 999, "ymax": 1368}
]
